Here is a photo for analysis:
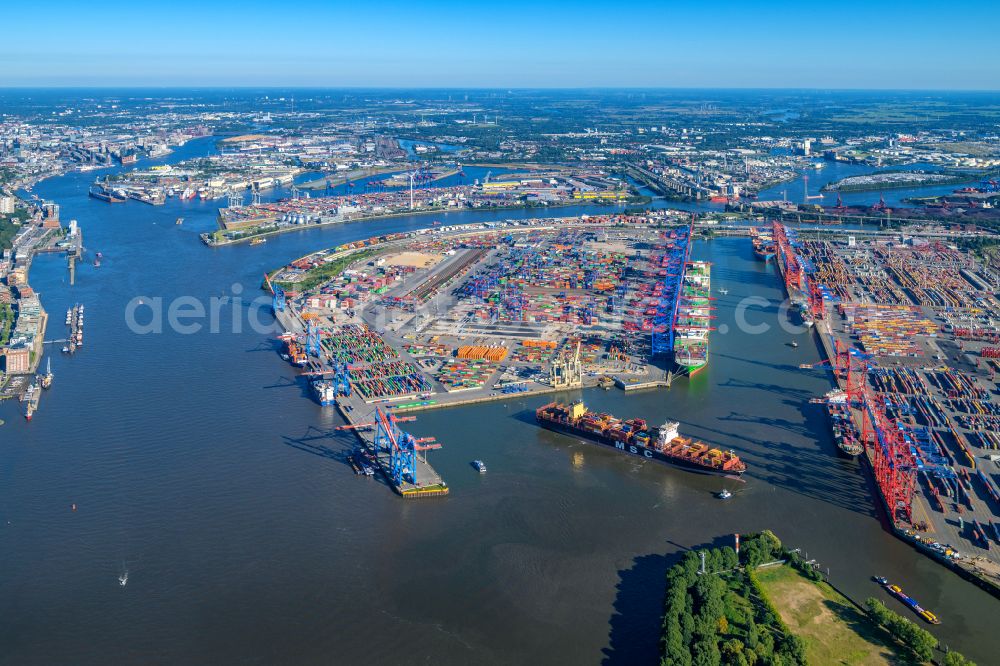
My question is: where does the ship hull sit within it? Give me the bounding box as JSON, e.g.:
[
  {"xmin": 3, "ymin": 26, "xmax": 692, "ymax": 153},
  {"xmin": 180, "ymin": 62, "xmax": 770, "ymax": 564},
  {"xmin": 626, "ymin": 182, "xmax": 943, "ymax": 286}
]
[
  {"xmin": 537, "ymin": 417, "xmax": 743, "ymax": 478},
  {"xmin": 88, "ymin": 189, "xmax": 125, "ymax": 203},
  {"xmin": 679, "ymin": 360, "xmax": 707, "ymax": 376},
  {"xmin": 836, "ymin": 444, "xmax": 862, "ymax": 458}
]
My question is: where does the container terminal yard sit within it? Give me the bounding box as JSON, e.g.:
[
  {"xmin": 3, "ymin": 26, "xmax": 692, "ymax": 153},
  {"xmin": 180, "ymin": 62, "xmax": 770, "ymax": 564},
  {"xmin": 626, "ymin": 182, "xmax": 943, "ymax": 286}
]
[
  {"xmin": 265, "ymin": 214, "xmax": 715, "ymax": 497},
  {"xmin": 265, "ymin": 209, "xmax": 1000, "ymax": 596},
  {"xmin": 764, "ymin": 220, "xmax": 1000, "ymax": 595}
]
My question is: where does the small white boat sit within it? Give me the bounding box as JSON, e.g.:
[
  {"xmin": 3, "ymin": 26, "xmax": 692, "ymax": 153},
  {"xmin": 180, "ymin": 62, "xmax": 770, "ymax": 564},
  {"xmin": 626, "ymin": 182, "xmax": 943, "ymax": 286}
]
[
  {"xmin": 718, "ymin": 287, "xmax": 729, "ymax": 295},
  {"xmin": 717, "ymin": 489, "xmax": 732, "ymax": 500},
  {"xmin": 118, "ymin": 572, "xmax": 128, "ymax": 587},
  {"xmin": 472, "ymin": 460, "xmax": 487, "ymax": 473}
]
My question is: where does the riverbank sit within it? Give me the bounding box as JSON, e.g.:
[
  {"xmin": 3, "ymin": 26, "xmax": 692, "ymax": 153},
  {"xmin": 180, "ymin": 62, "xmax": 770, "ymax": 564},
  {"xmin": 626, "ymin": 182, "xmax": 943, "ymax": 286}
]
[
  {"xmin": 204, "ymin": 197, "xmax": 648, "ymax": 247},
  {"xmin": 0, "ymin": 216, "xmax": 64, "ymax": 406},
  {"xmin": 661, "ymin": 532, "xmax": 976, "ymax": 665}
]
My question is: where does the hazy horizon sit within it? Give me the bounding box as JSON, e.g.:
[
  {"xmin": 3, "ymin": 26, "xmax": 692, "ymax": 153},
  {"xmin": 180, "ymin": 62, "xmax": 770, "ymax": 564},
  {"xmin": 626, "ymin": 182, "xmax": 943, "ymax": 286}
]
[{"xmin": 3, "ymin": 0, "xmax": 998, "ymax": 90}]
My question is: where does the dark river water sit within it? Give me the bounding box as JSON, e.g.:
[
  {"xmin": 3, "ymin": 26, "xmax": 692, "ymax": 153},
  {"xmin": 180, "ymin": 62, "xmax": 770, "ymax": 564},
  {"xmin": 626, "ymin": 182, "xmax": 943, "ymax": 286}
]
[{"xmin": 1, "ymin": 139, "xmax": 997, "ymax": 664}]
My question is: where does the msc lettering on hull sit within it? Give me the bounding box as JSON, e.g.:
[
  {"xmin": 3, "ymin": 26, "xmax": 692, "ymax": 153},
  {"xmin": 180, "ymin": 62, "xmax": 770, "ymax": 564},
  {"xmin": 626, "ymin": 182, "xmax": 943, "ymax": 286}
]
[{"xmin": 616, "ymin": 442, "xmax": 653, "ymax": 458}]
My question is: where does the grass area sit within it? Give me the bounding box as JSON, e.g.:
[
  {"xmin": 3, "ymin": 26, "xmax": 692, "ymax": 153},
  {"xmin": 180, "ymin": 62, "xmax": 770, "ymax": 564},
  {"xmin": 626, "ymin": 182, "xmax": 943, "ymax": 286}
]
[
  {"xmin": 274, "ymin": 249, "xmax": 376, "ymax": 293},
  {"xmin": 756, "ymin": 565, "xmax": 906, "ymax": 665}
]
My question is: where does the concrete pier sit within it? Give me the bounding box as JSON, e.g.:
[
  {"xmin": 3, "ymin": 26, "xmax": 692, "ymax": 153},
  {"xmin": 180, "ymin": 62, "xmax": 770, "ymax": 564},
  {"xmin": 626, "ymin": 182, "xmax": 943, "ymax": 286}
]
[{"xmin": 335, "ymin": 392, "xmax": 449, "ymax": 499}]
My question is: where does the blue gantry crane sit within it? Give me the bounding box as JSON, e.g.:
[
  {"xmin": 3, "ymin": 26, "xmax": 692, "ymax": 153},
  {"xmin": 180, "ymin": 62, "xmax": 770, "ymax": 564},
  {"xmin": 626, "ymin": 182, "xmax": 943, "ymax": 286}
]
[
  {"xmin": 306, "ymin": 319, "xmax": 321, "ymax": 357},
  {"xmin": 371, "ymin": 407, "xmax": 441, "ymax": 487}
]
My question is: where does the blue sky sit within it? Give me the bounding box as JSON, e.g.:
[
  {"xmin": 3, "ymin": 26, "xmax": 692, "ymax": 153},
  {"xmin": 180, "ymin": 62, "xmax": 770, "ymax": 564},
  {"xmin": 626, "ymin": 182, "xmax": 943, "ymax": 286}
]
[{"xmin": 2, "ymin": 0, "xmax": 997, "ymax": 89}]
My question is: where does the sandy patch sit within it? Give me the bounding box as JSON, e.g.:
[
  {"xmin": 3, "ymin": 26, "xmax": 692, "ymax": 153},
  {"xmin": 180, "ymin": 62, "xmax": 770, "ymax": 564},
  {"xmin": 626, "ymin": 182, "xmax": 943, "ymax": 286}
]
[{"xmin": 385, "ymin": 252, "xmax": 444, "ymax": 268}]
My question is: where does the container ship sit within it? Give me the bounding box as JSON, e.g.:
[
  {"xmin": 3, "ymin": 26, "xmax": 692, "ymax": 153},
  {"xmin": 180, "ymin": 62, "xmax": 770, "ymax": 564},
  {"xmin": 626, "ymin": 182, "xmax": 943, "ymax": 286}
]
[
  {"xmin": 88, "ymin": 182, "xmax": 126, "ymax": 203},
  {"xmin": 826, "ymin": 394, "xmax": 862, "ymax": 457},
  {"xmin": 750, "ymin": 227, "xmax": 775, "ymax": 262},
  {"xmin": 278, "ymin": 334, "xmax": 308, "ymax": 366},
  {"xmin": 311, "ymin": 378, "xmax": 336, "ymax": 406},
  {"xmin": 674, "ymin": 260, "xmax": 711, "ymax": 375},
  {"xmin": 536, "ymin": 401, "xmax": 746, "ymax": 478}
]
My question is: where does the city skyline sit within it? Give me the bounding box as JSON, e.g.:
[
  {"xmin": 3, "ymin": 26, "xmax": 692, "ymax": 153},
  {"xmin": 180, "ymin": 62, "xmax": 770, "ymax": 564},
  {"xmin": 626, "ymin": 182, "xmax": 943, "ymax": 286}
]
[{"xmin": 2, "ymin": 0, "xmax": 998, "ymax": 90}]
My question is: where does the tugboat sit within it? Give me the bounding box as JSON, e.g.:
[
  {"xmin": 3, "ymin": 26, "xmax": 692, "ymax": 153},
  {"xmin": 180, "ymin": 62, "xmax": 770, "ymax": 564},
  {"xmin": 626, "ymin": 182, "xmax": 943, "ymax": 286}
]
[
  {"xmin": 40, "ymin": 358, "xmax": 53, "ymax": 389},
  {"xmin": 472, "ymin": 460, "xmax": 487, "ymax": 473}
]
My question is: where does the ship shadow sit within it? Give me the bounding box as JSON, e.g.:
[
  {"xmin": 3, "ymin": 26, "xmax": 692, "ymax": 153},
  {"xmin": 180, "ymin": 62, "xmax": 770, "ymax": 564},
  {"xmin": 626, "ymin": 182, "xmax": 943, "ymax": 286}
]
[
  {"xmin": 262, "ymin": 374, "xmax": 313, "ymax": 401},
  {"xmin": 713, "ymin": 353, "xmax": 807, "ymax": 376}
]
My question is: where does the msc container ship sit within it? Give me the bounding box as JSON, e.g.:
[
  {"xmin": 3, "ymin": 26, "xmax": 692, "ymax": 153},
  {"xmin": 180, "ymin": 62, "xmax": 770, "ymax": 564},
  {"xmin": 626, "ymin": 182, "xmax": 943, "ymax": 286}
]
[{"xmin": 536, "ymin": 401, "xmax": 746, "ymax": 478}]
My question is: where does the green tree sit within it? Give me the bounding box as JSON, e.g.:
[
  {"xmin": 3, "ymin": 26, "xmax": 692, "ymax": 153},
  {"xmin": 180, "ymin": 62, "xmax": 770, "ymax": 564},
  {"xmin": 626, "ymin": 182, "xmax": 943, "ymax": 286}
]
[
  {"xmin": 720, "ymin": 638, "xmax": 744, "ymax": 662},
  {"xmin": 865, "ymin": 597, "xmax": 938, "ymax": 662},
  {"xmin": 692, "ymin": 639, "xmax": 721, "ymax": 666},
  {"xmin": 663, "ymin": 621, "xmax": 689, "ymax": 666},
  {"xmin": 682, "ymin": 609, "xmax": 695, "ymax": 646},
  {"xmin": 719, "ymin": 546, "xmax": 738, "ymax": 570},
  {"xmin": 745, "ymin": 620, "xmax": 759, "ymax": 651},
  {"xmin": 943, "ymin": 650, "xmax": 976, "ymax": 666},
  {"xmin": 781, "ymin": 634, "xmax": 807, "ymax": 665}
]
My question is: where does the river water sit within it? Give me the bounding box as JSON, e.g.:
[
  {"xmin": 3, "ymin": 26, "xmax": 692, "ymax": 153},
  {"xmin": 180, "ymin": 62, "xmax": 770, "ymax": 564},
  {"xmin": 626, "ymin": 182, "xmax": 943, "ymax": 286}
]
[{"xmin": 1, "ymin": 140, "xmax": 997, "ymax": 664}]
